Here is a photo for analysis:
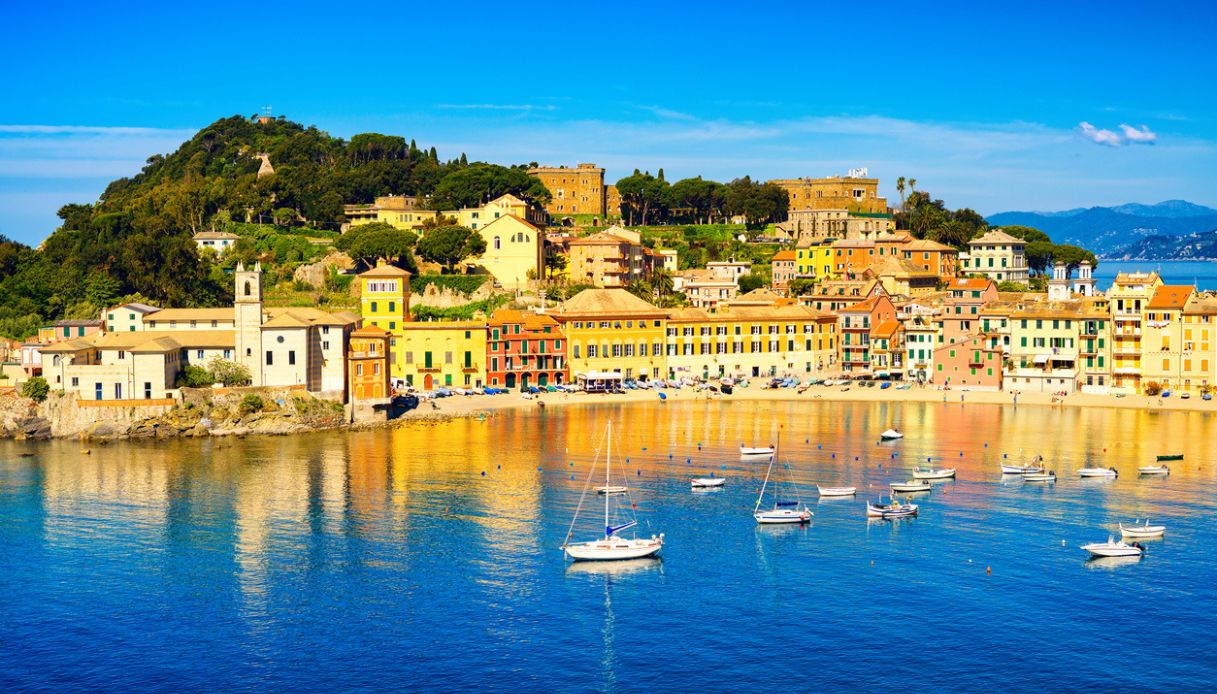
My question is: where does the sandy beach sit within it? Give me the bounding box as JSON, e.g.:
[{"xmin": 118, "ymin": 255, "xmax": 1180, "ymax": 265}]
[{"xmin": 401, "ymin": 383, "xmax": 1217, "ymax": 422}]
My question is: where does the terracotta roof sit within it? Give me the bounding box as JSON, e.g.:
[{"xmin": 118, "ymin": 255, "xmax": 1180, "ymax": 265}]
[
  {"xmin": 145, "ymin": 308, "xmax": 235, "ymax": 324},
  {"xmin": 873, "ymin": 320, "xmax": 900, "ymax": 338},
  {"xmin": 1147, "ymin": 285, "xmax": 1193, "ymax": 310},
  {"xmin": 950, "ymin": 278, "xmax": 994, "ymax": 291},
  {"xmin": 553, "ymin": 289, "xmax": 666, "ymax": 318},
  {"xmin": 1184, "ymin": 294, "xmax": 1217, "ymax": 315},
  {"xmin": 49, "ymin": 318, "xmax": 102, "ymax": 327},
  {"xmin": 666, "ymin": 304, "xmax": 829, "ymax": 323},
  {"xmin": 482, "ymin": 214, "xmax": 542, "ymax": 233},
  {"xmin": 840, "ymin": 295, "xmax": 885, "ymax": 314},
  {"xmin": 772, "ymin": 250, "xmax": 796, "ymax": 261},
  {"xmin": 970, "ymin": 229, "xmax": 1026, "ymax": 245},
  {"xmin": 351, "ymin": 324, "xmax": 391, "ymax": 337},
  {"xmin": 904, "ymin": 239, "xmax": 957, "ymax": 252},
  {"xmin": 487, "ymin": 308, "xmax": 560, "ymax": 330},
  {"xmin": 192, "ymin": 231, "xmax": 240, "ymax": 241},
  {"xmin": 39, "ymin": 339, "xmax": 96, "ymax": 354},
  {"xmin": 397, "ymin": 320, "xmax": 486, "ymax": 331},
  {"xmin": 265, "ymin": 308, "xmax": 359, "ymax": 326},
  {"xmin": 359, "ymin": 264, "xmax": 411, "ymax": 278}
]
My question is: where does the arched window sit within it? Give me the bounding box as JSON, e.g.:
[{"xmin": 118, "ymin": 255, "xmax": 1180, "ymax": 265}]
[
  {"xmin": 244, "ymin": 281, "xmax": 252, "ymax": 297},
  {"xmin": 493, "ymin": 236, "xmax": 501, "ymax": 250}
]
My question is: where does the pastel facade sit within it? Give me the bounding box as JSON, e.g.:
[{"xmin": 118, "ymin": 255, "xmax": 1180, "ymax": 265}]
[
  {"xmin": 1107, "ymin": 271, "xmax": 1162, "ymax": 393},
  {"xmin": 567, "ymin": 226, "xmax": 647, "ymax": 288},
  {"xmin": 38, "ymin": 319, "xmax": 102, "ymax": 344},
  {"xmin": 932, "ymin": 336, "xmax": 1003, "ymax": 390},
  {"xmin": 486, "ymin": 309, "xmax": 568, "ymax": 389},
  {"xmin": 395, "ymin": 322, "xmax": 487, "ymax": 390},
  {"xmin": 960, "ymin": 230, "xmax": 1028, "ymax": 284},
  {"xmin": 837, "ymin": 294, "xmax": 896, "ymax": 374},
  {"xmin": 526, "ymin": 163, "xmax": 606, "ymax": 218},
  {"xmin": 104, "ymin": 303, "xmax": 160, "ymax": 333},
  {"xmin": 664, "ymin": 305, "xmax": 836, "ymax": 380},
  {"xmin": 552, "ymin": 289, "xmax": 667, "ymax": 381},
  {"xmin": 472, "ymin": 215, "xmax": 544, "ymax": 290},
  {"xmin": 771, "ymin": 250, "xmax": 796, "ymax": 292},
  {"xmin": 900, "ymin": 239, "xmax": 959, "ymax": 282},
  {"xmin": 1140, "ymin": 285, "xmax": 1196, "ymax": 393},
  {"xmin": 772, "ymin": 175, "xmax": 888, "ymax": 214},
  {"xmin": 348, "ymin": 325, "xmax": 391, "ymax": 402},
  {"xmin": 192, "ymin": 231, "xmax": 240, "ymax": 254}
]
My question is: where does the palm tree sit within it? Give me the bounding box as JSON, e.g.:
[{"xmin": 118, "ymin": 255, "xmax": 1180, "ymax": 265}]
[
  {"xmin": 650, "ymin": 268, "xmax": 675, "ymax": 298},
  {"xmin": 896, "ymin": 176, "xmax": 906, "ymax": 211},
  {"xmin": 908, "ymin": 178, "xmax": 917, "ymax": 193}
]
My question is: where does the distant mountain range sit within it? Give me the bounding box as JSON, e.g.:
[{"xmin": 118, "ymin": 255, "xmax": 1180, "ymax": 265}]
[{"xmin": 987, "ymin": 200, "xmax": 1217, "ymax": 259}]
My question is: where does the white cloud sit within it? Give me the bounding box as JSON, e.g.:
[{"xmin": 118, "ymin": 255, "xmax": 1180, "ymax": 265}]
[
  {"xmin": 633, "ymin": 104, "xmax": 697, "ymax": 121},
  {"xmin": 1078, "ymin": 121, "xmax": 1124, "ymax": 147},
  {"xmin": 1120, "ymin": 123, "xmax": 1157, "ymax": 144}
]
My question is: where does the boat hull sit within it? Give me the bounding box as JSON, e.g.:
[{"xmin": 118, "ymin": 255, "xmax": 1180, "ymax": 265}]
[
  {"xmin": 1082, "ymin": 544, "xmax": 1142, "ymax": 558},
  {"xmin": 880, "ymin": 430, "xmax": 903, "ymax": 440},
  {"xmin": 817, "ymin": 486, "xmax": 856, "ymax": 497},
  {"xmin": 1138, "ymin": 466, "xmax": 1169, "ymax": 475},
  {"xmin": 565, "ymin": 537, "xmax": 663, "ymax": 561},
  {"xmin": 1001, "ymin": 465, "xmax": 1045, "ymax": 474},
  {"xmin": 866, "ymin": 503, "xmax": 918, "ymax": 519},
  {"xmin": 754, "ymin": 509, "xmax": 812, "ymax": 524},
  {"xmin": 1119, "ymin": 525, "xmax": 1165, "ymax": 538},
  {"xmin": 889, "ymin": 483, "xmax": 931, "ymax": 493},
  {"xmin": 595, "ymin": 486, "xmax": 629, "ymax": 494},
  {"xmin": 740, "ymin": 447, "xmax": 775, "ymax": 457},
  {"xmin": 1079, "ymin": 468, "xmax": 1118, "ymax": 478},
  {"xmin": 1023, "ymin": 473, "xmax": 1056, "ymax": 482},
  {"xmin": 912, "ymin": 468, "xmax": 956, "ymax": 480},
  {"xmin": 691, "ymin": 478, "xmax": 726, "ymax": 488}
]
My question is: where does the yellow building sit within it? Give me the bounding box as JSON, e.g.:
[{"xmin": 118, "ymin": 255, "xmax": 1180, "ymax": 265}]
[
  {"xmin": 1007, "ymin": 298, "xmax": 1110, "ymax": 394},
  {"xmin": 395, "ymin": 321, "xmax": 487, "ymax": 390},
  {"xmin": 794, "ymin": 242, "xmax": 834, "ymax": 281},
  {"xmin": 1180, "ymin": 294, "xmax": 1217, "ymax": 393},
  {"xmin": 567, "ymin": 226, "xmax": 648, "ymax": 288},
  {"xmin": 470, "ymin": 215, "xmax": 544, "ymax": 290},
  {"xmin": 1108, "ymin": 271, "xmax": 1162, "ymax": 393},
  {"xmin": 770, "ymin": 173, "xmax": 888, "ymax": 214},
  {"xmin": 664, "ymin": 305, "xmax": 836, "ymax": 380},
  {"xmin": 526, "ymin": 163, "xmax": 606, "ymax": 219},
  {"xmin": 344, "ymin": 193, "xmax": 543, "ymax": 232},
  {"xmin": 1141, "ymin": 285, "xmax": 1195, "ymax": 392},
  {"xmin": 357, "ymin": 263, "xmax": 412, "ymax": 379},
  {"xmin": 104, "ymin": 302, "xmax": 160, "ymax": 332},
  {"xmin": 960, "ymin": 229, "xmax": 1029, "ymax": 284},
  {"xmin": 551, "ymin": 289, "xmax": 667, "ymax": 380}
]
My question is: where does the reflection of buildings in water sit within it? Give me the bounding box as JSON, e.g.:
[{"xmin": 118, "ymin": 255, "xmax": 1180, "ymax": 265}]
[{"xmin": 39, "ymin": 442, "xmax": 170, "ymax": 546}]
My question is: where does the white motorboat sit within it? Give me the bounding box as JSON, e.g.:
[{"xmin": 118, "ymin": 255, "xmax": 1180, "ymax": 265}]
[
  {"xmin": 740, "ymin": 445, "xmax": 775, "ymax": 457},
  {"xmin": 691, "ymin": 477, "xmax": 726, "ymax": 489},
  {"xmin": 1081, "ymin": 537, "xmax": 1144, "ymax": 558},
  {"xmin": 880, "ymin": 429, "xmax": 904, "ymax": 440},
  {"xmin": 912, "ymin": 466, "xmax": 956, "ymax": 480},
  {"xmin": 1079, "ymin": 466, "xmax": 1118, "ymax": 478},
  {"xmin": 753, "ymin": 435, "xmax": 812, "ymax": 524},
  {"xmin": 889, "ymin": 479, "xmax": 932, "ymax": 493},
  {"xmin": 1119, "ymin": 519, "xmax": 1165, "ymax": 539},
  {"xmin": 866, "ymin": 498, "xmax": 918, "ymax": 519},
  {"xmin": 1001, "ymin": 455, "xmax": 1046, "ymax": 475},
  {"xmin": 817, "ymin": 485, "xmax": 857, "ymax": 497},
  {"xmin": 595, "ymin": 485, "xmax": 629, "ymax": 494},
  {"xmin": 563, "ymin": 421, "xmax": 663, "ymax": 561},
  {"xmin": 1137, "ymin": 464, "xmax": 1170, "ymax": 476},
  {"xmin": 1023, "ymin": 471, "xmax": 1056, "ymax": 482}
]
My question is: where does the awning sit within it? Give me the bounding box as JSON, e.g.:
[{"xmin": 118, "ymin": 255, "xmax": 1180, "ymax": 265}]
[
  {"xmin": 1050, "ymin": 355, "xmax": 1074, "ymax": 362},
  {"xmin": 1033, "ymin": 354, "xmax": 1050, "ymax": 364},
  {"xmin": 578, "ymin": 371, "xmax": 624, "ymax": 380}
]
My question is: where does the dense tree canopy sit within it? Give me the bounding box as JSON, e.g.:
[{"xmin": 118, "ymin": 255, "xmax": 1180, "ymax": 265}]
[
  {"xmin": 335, "ymin": 222, "xmax": 418, "ymax": 271},
  {"xmin": 426, "ymin": 163, "xmax": 551, "ymax": 211},
  {"xmin": 416, "ymin": 225, "xmax": 487, "ymax": 271}
]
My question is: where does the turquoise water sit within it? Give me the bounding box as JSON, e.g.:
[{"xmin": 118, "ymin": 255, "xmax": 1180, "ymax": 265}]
[
  {"xmin": 1095, "ymin": 260, "xmax": 1217, "ymax": 291},
  {"xmin": 2, "ymin": 400, "xmax": 1216, "ymax": 692}
]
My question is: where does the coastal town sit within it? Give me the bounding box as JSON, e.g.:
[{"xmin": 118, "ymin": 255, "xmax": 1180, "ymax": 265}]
[{"xmin": 2, "ymin": 150, "xmax": 1214, "ymax": 437}]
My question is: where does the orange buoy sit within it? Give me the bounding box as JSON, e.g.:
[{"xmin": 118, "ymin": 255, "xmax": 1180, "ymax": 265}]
[{"xmin": 986, "ymin": 565, "xmax": 992, "ymax": 575}]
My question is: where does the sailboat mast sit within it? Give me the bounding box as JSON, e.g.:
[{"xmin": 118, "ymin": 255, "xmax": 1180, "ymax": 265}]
[
  {"xmin": 755, "ymin": 433, "xmax": 776, "ymax": 513},
  {"xmin": 605, "ymin": 420, "xmax": 612, "ymax": 537}
]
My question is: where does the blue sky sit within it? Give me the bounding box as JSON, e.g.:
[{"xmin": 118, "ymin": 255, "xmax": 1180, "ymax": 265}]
[{"xmin": 3, "ymin": 0, "xmax": 1217, "ymax": 245}]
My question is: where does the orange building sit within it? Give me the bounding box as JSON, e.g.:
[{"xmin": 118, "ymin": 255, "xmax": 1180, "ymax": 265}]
[
  {"xmin": 771, "ymin": 250, "xmax": 797, "ymax": 292},
  {"xmin": 901, "ymin": 239, "xmax": 959, "ymax": 281},
  {"xmin": 348, "ymin": 324, "xmax": 391, "ymax": 402}
]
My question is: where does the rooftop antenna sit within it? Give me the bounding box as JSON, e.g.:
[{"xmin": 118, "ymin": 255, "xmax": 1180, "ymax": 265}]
[{"xmin": 262, "ymin": 105, "xmax": 273, "ymax": 118}]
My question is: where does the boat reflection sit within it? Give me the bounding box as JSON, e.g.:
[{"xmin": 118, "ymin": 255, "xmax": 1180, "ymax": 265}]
[
  {"xmin": 564, "ymin": 556, "xmax": 663, "ymax": 577},
  {"xmin": 1084, "ymin": 555, "xmax": 1142, "ymax": 570}
]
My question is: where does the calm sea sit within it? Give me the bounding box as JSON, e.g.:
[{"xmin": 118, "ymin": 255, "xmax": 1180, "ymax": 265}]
[
  {"xmin": 3, "ymin": 400, "xmax": 1216, "ymax": 692},
  {"xmin": 1095, "ymin": 259, "xmax": 1217, "ymax": 291}
]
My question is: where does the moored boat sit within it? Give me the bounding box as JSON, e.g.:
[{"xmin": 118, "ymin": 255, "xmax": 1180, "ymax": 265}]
[
  {"xmin": 595, "ymin": 485, "xmax": 629, "ymax": 494},
  {"xmin": 1023, "ymin": 471, "xmax": 1056, "ymax": 482},
  {"xmin": 753, "ymin": 435, "xmax": 812, "ymax": 524},
  {"xmin": 889, "ymin": 479, "xmax": 932, "ymax": 493},
  {"xmin": 562, "ymin": 421, "xmax": 664, "ymax": 561},
  {"xmin": 1138, "ymin": 463, "xmax": 1170, "ymax": 475},
  {"xmin": 1001, "ymin": 454, "xmax": 1046, "ymax": 475},
  {"xmin": 817, "ymin": 485, "xmax": 857, "ymax": 497},
  {"xmin": 866, "ymin": 498, "xmax": 919, "ymax": 519},
  {"xmin": 1078, "ymin": 466, "xmax": 1118, "ymax": 478},
  {"xmin": 912, "ymin": 466, "xmax": 956, "ymax": 480},
  {"xmin": 1081, "ymin": 537, "xmax": 1143, "ymax": 558},
  {"xmin": 1119, "ymin": 519, "xmax": 1165, "ymax": 538},
  {"xmin": 740, "ymin": 445, "xmax": 775, "ymax": 457},
  {"xmin": 1156, "ymin": 454, "xmax": 1184, "ymax": 462},
  {"xmin": 880, "ymin": 429, "xmax": 904, "ymax": 440},
  {"xmin": 691, "ymin": 477, "xmax": 726, "ymax": 489}
]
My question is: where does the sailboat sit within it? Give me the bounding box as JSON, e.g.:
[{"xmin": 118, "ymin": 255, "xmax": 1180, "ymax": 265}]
[
  {"xmin": 562, "ymin": 421, "xmax": 664, "ymax": 561},
  {"xmin": 753, "ymin": 434, "xmax": 813, "ymax": 524}
]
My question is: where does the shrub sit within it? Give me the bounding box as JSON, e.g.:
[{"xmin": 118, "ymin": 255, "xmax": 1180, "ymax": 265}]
[
  {"xmin": 1144, "ymin": 381, "xmax": 1163, "ymax": 396},
  {"xmin": 208, "ymin": 359, "xmax": 252, "ymax": 386},
  {"xmin": 410, "ymin": 274, "xmax": 488, "ymax": 296},
  {"xmin": 20, "ymin": 376, "xmax": 50, "ymax": 402},
  {"xmin": 179, "ymin": 365, "xmax": 213, "ymax": 388},
  {"xmin": 239, "ymin": 394, "xmax": 264, "ymax": 414}
]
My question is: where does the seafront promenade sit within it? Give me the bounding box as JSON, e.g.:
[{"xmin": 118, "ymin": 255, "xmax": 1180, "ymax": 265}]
[{"xmin": 402, "ymin": 382, "xmax": 1217, "ymax": 423}]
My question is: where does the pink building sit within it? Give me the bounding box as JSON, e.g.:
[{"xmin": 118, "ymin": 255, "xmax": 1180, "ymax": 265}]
[
  {"xmin": 932, "ymin": 335, "xmax": 1003, "ymax": 390},
  {"xmin": 942, "ymin": 278, "xmax": 997, "ymax": 345}
]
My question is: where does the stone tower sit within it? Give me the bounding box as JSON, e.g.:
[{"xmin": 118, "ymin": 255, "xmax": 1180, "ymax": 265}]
[
  {"xmin": 234, "ymin": 261, "xmax": 265, "ymax": 386},
  {"xmin": 1073, "ymin": 261, "xmax": 1097, "ymax": 297}
]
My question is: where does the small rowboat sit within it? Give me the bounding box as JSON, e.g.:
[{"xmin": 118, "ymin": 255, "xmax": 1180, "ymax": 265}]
[
  {"xmin": 740, "ymin": 445, "xmax": 775, "ymax": 457},
  {"xmin": 595, "ymin": 485, "xmax": 629, "ymax": 495},
  {"xmin": 867, "ymin": 500, "xmax": 918, "ymax": 519},
  {"xmin": 754, "ymin": 506, "xmax": 813, "ymax": 524},
  {"xmin": 1001, "ymin": 464, "xmax": 1046, "ymax": 474},
  {"xmin": 1138, "ymin": 464, "xmax": 1170, "ymax": 476},
  {"xmin": 817, "ymin": 485, "xmax": 857, "ymax": 497},
  {"xmin": 1082, "ymin": 537, "xmax": 1144, "ymax": 558},
  {"xmin": 1023, "ymin": 471, "xmax": 1056, "ymax": 482},
  {"xmin": 880, "ymin": 429, "xmax": 904, "ymax": 440},
  {"xmin": 1119, "ymin": 519, "xmax": 1165, "ymax": 538},
  {"xmin": 889, "ymin": 479, "xmax": 932, "ymax": 493},
  {"xmin": 912, "ymin": 466, "xmax": 956, "ymax": 480},
  {"xmin": 691, "ymin": 477, "xmax": 725, "ymax": 489},
  {"xmin": 1156, "ymin": 454, "xmax": 1184, "ymax": 462},
  {"xmin": 1079, "ymin": 466, "xmax": 1118, "ymax": 478}
]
